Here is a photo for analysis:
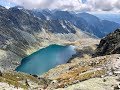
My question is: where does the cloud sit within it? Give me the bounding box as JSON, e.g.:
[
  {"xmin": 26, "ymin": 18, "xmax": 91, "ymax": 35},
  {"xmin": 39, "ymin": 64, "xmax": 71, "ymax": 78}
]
[
  {"xmin": 9, "ymin": 0, "xmax": 83, "ymax": 10},
  {"xmin": 5, "ymin": 0, "xmax": 53, "ymax": 9},
  {"xmin": 4, "ymin": 0, "xmax": 120, "ymax": 12},
  {"xmin": 114, "ymin": 0, "xmax": 120, "ymax": 9},
  {"xmin": 86, "ymin": 0, "xmax": 120, "ymax": 12}
]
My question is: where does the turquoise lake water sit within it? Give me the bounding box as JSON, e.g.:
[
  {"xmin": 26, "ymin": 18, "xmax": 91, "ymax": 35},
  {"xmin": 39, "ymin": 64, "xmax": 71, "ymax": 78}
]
[{"xmin": 16, "ymin": 44, "xmax": 76, "ymax": 75}]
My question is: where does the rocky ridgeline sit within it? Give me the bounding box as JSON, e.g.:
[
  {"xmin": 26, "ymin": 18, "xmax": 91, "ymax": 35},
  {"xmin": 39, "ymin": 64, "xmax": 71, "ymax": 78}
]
[{"xmin": 95, "ymin": 29, "xmax": 120, "ymax": 56}]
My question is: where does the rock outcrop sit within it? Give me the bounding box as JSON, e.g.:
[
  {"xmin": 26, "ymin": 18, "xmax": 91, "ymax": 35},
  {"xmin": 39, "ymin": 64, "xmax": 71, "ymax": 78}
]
[{"xmin": 94, "ymin": 29, "xmax": 120, "ymax": 56}]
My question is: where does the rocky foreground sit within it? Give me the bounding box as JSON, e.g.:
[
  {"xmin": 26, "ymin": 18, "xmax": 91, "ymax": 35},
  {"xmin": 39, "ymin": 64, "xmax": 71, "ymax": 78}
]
[{"xmin": 0, "ymin": 29, "xmax": 120, "ymax": 90}]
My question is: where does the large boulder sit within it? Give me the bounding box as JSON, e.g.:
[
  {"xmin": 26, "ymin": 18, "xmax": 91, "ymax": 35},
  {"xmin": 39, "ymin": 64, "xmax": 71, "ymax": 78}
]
[{"xmin": 94, "ymin": 29, "xmax": 120, "ymax": 56}]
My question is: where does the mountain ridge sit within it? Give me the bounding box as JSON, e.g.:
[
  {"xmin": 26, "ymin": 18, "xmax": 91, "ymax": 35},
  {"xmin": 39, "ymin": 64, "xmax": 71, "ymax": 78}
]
[{"xmin": 33, "ymin": 9, "xmax": 120, "ymax": 38}]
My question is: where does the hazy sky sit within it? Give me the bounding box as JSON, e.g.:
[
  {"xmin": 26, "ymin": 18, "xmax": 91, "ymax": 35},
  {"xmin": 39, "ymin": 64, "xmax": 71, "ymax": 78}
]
[{"xmin": 0, "ymin": 0, "xmax": 120, "ymax": 12}]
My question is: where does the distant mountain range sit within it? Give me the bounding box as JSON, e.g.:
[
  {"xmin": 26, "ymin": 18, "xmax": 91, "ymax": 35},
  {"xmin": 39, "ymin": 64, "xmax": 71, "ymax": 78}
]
[
  {"xmin": 9, "ymin": 6, "xmax": 119, "ymax": 38},
  {"xmin": 32, "ymin": 9, "xmax": 120, "ymax": 38},
  {"xmin": 92, "ymin": 13, "xmax": 120, "ymax": 24},
  {"xmin": 0, "ymin": 6, "xmax": 119, "ymax": 47}
]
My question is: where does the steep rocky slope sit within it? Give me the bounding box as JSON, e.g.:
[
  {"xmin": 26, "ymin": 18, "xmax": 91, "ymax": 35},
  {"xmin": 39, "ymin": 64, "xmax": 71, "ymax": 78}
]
[{"xmin": 94, "ymin": 29, "xmax": 120, "ymax": 56}]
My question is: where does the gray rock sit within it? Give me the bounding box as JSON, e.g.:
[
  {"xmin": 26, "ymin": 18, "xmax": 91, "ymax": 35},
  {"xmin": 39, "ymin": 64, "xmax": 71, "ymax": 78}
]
[
  {"xmin": 0, "ymin": 70, "xmax": 2, "ymax": 76},
  {"xmin": 94, "ymin": 29, "xmax": 120, "ymax": 56}
]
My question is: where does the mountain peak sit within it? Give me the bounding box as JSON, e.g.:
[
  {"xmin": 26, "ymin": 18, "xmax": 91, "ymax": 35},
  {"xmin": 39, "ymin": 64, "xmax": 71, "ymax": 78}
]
[{"xmin": 0, "ymin": 5, "xmax": 7, "ymax": 10}]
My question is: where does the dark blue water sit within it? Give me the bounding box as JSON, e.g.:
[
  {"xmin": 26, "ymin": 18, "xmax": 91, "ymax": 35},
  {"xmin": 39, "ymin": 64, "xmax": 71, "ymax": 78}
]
[{"xmin": 16, "ymin": 44, "xmax": 76, "ymax": 75}]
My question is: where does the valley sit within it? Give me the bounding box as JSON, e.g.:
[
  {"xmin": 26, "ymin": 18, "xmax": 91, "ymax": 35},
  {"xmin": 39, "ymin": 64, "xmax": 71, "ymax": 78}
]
[{"xmin": 0, "ymin": 5, "xmax": 120, "ymax": 90}]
